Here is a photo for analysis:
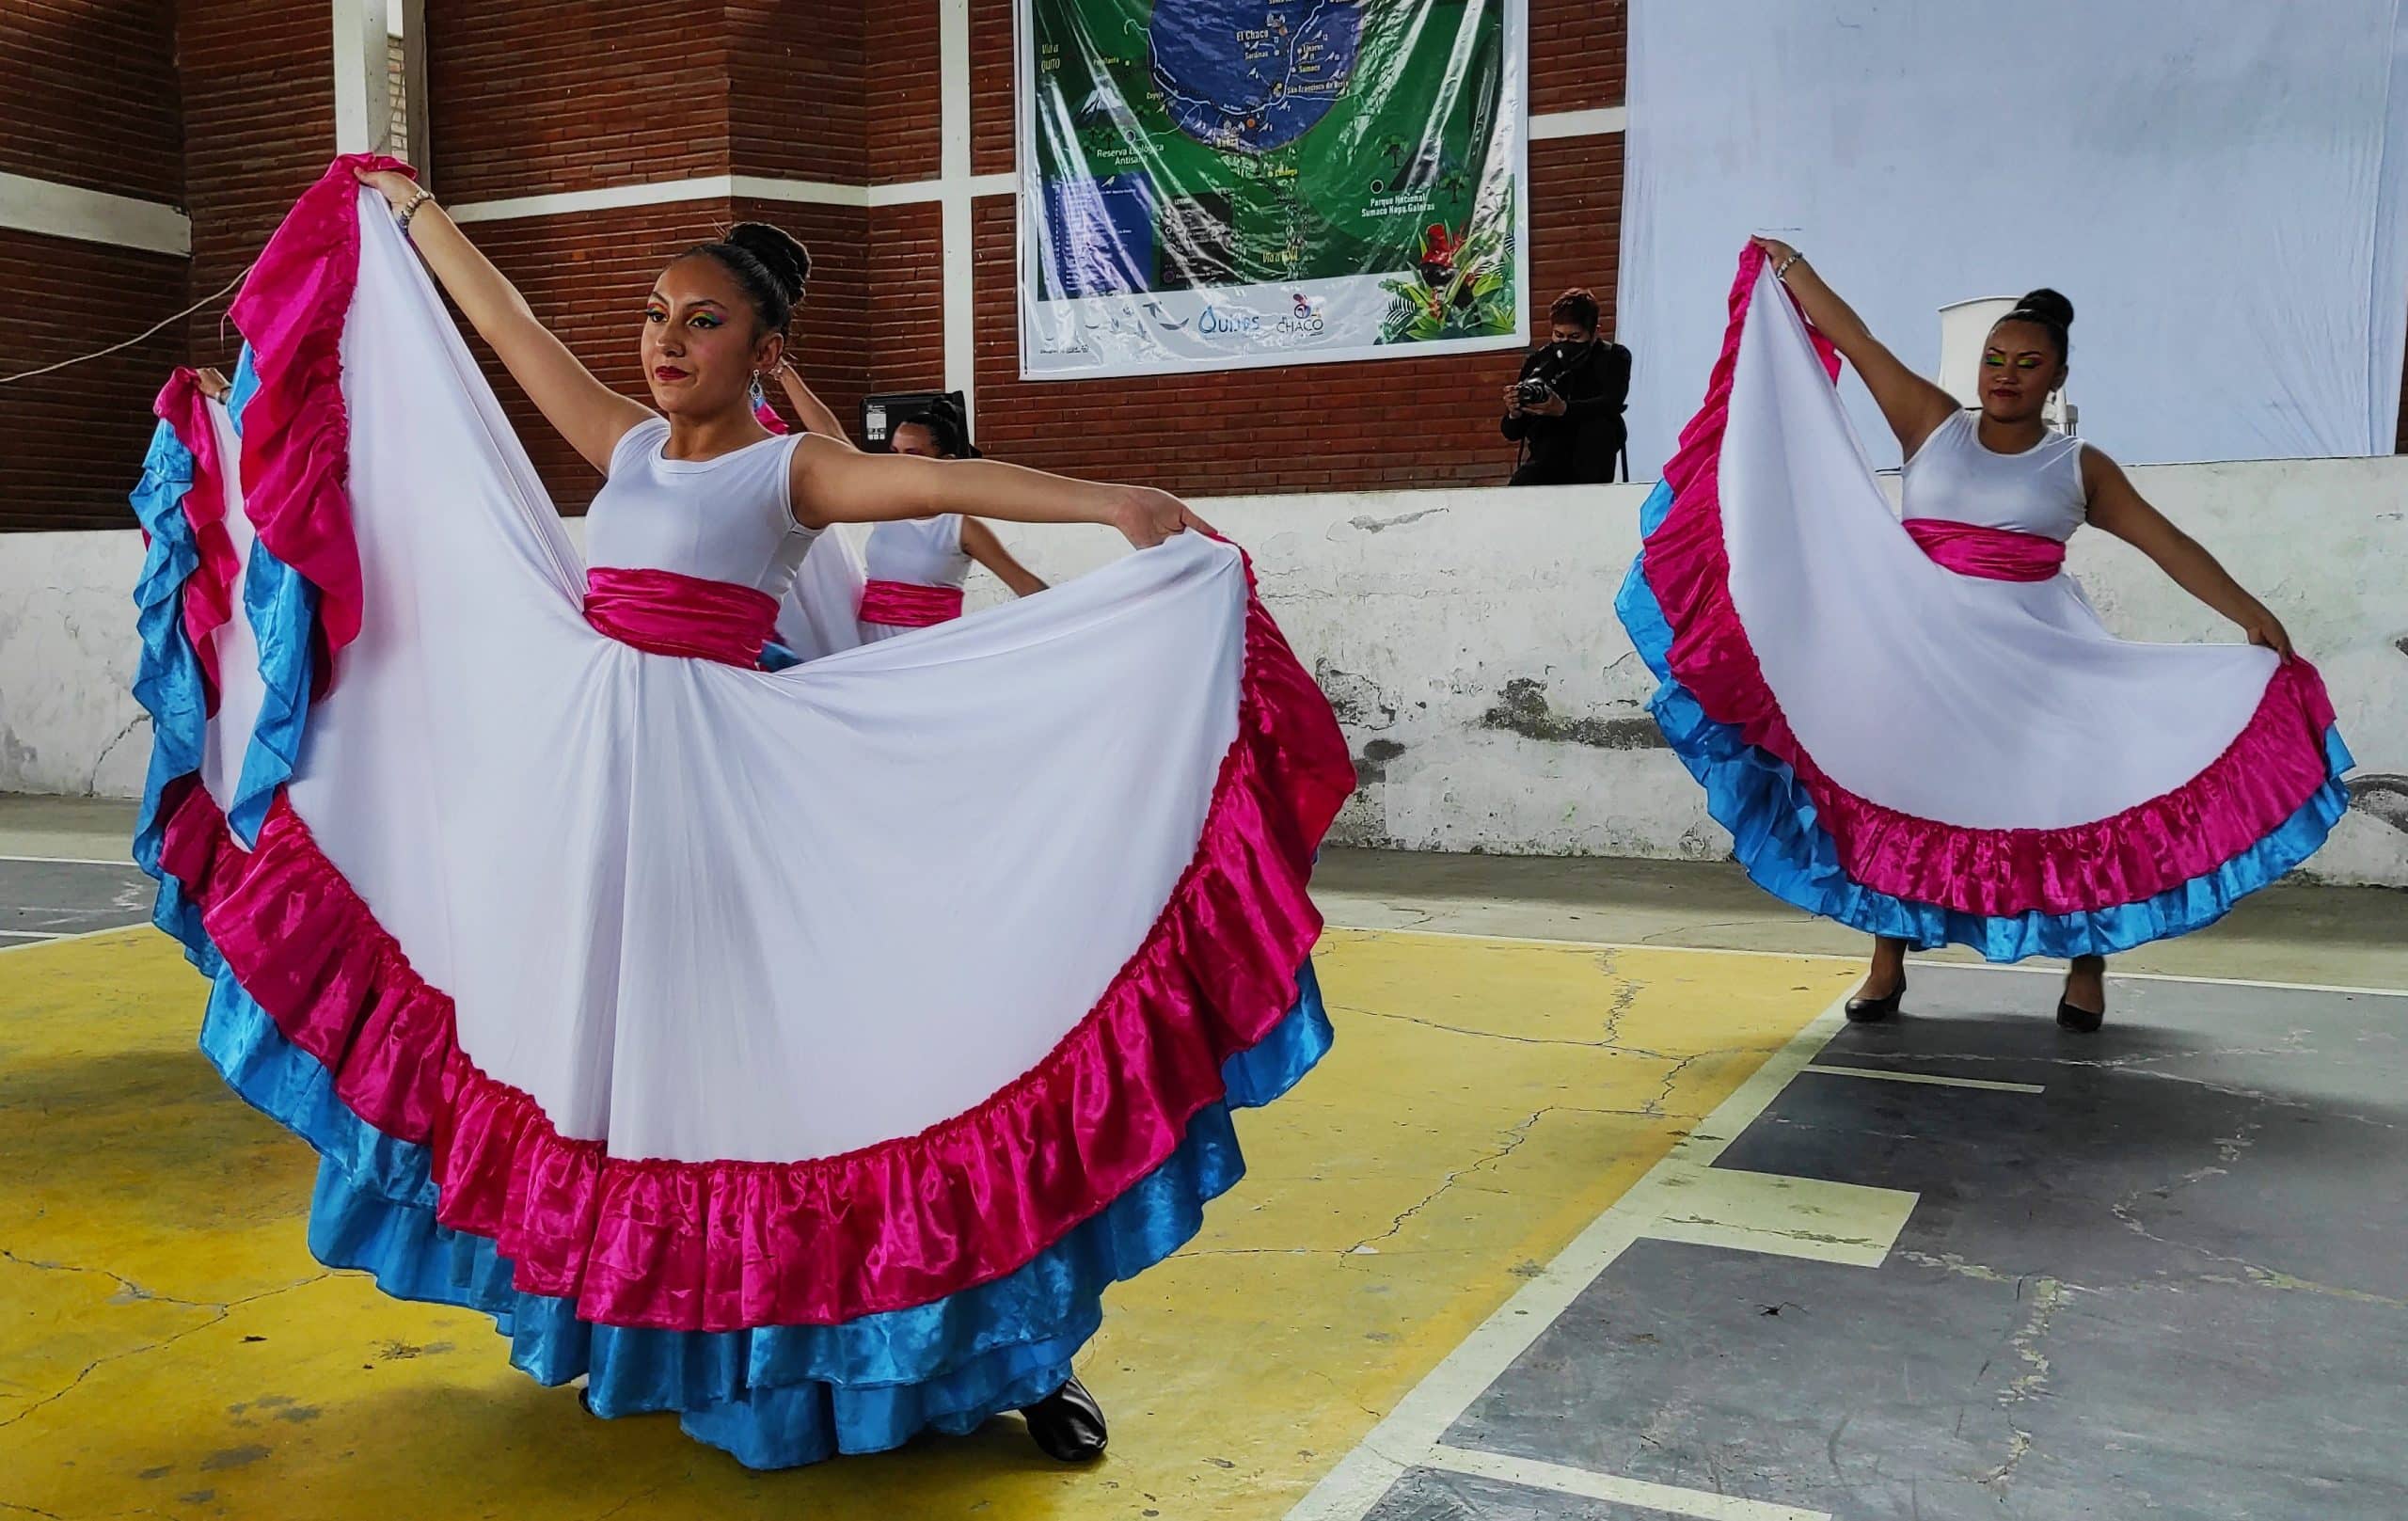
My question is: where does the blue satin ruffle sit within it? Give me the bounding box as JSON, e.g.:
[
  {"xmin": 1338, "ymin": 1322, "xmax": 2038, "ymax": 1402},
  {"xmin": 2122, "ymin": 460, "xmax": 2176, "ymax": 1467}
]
[
  {"xmin": 1615, "ymin": 480, "xmax": 2354, "ymax": 963},
  {"xmin": 185, "ymin": 897, "xmax": 1328, "ymax": 1467}
]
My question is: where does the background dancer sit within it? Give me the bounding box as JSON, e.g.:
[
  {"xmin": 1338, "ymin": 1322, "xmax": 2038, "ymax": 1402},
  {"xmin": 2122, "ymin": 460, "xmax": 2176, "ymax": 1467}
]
[{"xmin": 1617, "ymin": 239, "xmax": 2347, "ymax": 1033}]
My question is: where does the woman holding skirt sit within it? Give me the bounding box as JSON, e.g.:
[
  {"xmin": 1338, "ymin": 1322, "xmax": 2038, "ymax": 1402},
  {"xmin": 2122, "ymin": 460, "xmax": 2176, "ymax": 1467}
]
[
  {"xmin": 1616, "ymin": 241, "xmax": 2350, "ymax": 1031},
  {"xmin": 127, "ymin": 155, "xmax": 1353, "ymax": 1469}
]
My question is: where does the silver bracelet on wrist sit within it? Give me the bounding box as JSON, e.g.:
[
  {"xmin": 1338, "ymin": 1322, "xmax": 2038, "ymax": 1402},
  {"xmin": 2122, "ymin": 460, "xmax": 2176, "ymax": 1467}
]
[
  {"xmin": 1774, "ymin": 250, "xmax": 1805, "ymax": 281},
  {"xmin": 397, "ymin": 188, "xmax": 436, "ymax": 232}
]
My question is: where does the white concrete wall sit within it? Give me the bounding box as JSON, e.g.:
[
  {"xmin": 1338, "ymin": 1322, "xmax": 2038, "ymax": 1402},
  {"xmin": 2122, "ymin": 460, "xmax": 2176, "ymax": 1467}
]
[{"xmin": 6, "ymin": 461, "xmax": 2405, "ymax": 884}]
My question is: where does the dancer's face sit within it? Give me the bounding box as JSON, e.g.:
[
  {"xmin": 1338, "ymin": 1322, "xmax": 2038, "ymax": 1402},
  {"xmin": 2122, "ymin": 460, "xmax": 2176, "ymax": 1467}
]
[
  {"xmin": 890, "ymin": 421, "xmax": 951, "ymax": 459},
  {"xmin": 642, "ymin": 257, "xmax": 783, "ymax": 420},
  {"xmin": 1978, "ymin": 320, "xmax": 2065, "ymax": 425}
]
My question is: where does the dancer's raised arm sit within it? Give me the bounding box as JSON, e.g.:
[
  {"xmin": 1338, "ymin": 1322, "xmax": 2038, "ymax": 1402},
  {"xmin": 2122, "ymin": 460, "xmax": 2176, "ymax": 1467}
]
[
  {"xmin": 1750, "ymin": 237, "xmax": 1958, "ymax": 458},
  {"xmin": 356, "ymin": 167, "xmax": 651, "ymax": 472},
  {"xmin": 769, "ymin": 360, "xmax": 850, "ymax": 443},
  {"xmin": 790, "ymin": 437, "xmax": 1211, "ymax": 548}
]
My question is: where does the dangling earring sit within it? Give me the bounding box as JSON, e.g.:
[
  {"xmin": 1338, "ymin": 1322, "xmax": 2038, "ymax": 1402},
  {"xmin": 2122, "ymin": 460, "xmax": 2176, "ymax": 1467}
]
[{"xmin": 750, "ymin": 372, "xmax": 768, "ymax": 411}]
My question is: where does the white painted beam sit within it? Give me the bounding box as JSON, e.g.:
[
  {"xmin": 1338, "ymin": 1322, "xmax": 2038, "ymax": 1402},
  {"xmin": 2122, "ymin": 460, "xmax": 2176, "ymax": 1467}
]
[
  {"xmin": 0, "ymin": 172, "xmax": 189, "ymax": 256},
  {"xmin": 332, "ymin": 0, "xmax": 393, "ymax": 154},
  {"xmin": 1530, "ymin": 105, "xmax": 1627, "ymax": 139}
]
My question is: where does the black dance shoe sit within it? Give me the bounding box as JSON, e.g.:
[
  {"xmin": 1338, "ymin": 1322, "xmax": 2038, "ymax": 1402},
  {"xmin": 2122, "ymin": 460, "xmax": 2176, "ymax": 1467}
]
[
  {"xmin": 2055, "ymin": 997, "xmax": 2105, "ymax": 1033},
  {"xmin": 1846, "ymin": 975, "xmax": 1907, "ymax": 1023},
  {"xmin": 1022, "ymin": 1374, "xmax": 1108, "ymax": 1463}
]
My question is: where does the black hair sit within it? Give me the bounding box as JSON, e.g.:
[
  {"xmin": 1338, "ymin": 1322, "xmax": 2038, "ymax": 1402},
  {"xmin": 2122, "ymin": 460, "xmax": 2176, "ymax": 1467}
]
[
  {"xmin": 683, "ymin": 223, "xmax": 812, "ymax": 335},
  {"xmin": 1991, "ymin": 287, "xmax": 2073, "ymax": 364},
  {"xmin": 902, "ymin": 396, "xmax": 979, "ymax": 459}
]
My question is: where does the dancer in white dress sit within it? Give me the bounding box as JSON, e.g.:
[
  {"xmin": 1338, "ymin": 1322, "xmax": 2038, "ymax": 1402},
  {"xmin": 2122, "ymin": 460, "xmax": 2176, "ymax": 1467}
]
[
  {"xmin": 128, "ymin": 155, "xmax": 1351, "ymax": 1471},
  {"xmin": 858, "ymin": 398, "xmax": 1046, "ymax": 638},
  {"xmin": 1616, "ymin": 241, "xmax": 2348, "ymax": 1032}
]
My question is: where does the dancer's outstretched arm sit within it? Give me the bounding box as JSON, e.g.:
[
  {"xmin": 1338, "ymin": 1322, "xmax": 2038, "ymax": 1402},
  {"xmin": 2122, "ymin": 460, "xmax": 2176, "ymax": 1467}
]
[
  {"xmin": 962, "ymin": 518, "xmax": 1049, "ymax": 596},
  {"xmin": 790, "ymin": 436, "xmax": 1211, "ymax": 548},
  {"xmin": 356, "ymin": 168, "xmax": 651, "ymax": 473},
  {"xmin": 769, "ymin": 361, "xmax": 850, "ymax": 443},
  {"xmin": 2082, "ymin": 450, "xmax": 2292, "ymax": 658},
  {"xmin": 1750, "ymin": 237, "xmax": 1958, "ymax": 459}
]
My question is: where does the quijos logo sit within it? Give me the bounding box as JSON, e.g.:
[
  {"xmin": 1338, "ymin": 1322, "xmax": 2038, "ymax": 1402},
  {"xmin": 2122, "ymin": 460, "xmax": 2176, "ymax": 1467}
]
[
  {"xmin": 1198, "ymin": 294, "xmax": 1326, "ymax": 341},
  {"xmin": 1198, "ymin": 305, "xmax": 1266, "ymax": 337}
]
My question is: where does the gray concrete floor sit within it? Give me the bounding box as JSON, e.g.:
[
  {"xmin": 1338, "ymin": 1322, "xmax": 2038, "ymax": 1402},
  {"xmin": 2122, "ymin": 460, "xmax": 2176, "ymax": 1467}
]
[{"xmin": 1380, "ymin": 964, "xmax": 2408, "ymax": 1520}]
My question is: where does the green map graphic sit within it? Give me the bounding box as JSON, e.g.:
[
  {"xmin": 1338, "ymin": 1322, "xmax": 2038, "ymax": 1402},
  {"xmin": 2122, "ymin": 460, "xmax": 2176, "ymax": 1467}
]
[{"xmin": 1030, "ymin": 0, "xmax": 1515, "ymax": 343}]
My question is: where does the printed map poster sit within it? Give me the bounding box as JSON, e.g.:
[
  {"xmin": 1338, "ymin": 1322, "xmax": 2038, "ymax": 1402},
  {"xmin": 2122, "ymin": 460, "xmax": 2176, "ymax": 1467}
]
[{"xmin": 1017, "ymin": 0, "xmax": 1529, "ymax": 378}]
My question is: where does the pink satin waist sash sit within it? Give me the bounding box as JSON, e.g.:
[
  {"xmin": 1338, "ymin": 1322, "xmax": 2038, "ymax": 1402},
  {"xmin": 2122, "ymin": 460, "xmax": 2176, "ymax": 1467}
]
[
  {"xmin": 1903, "ymin": 518, "xmax": 2067, "ymax": 582},
  {"xmin": 583, "ymin": 566, "xmax": 779, "ymax": 667},
  {"xmin": 859, "ymin": 578, "xmax": 965, "ymax": 628}
]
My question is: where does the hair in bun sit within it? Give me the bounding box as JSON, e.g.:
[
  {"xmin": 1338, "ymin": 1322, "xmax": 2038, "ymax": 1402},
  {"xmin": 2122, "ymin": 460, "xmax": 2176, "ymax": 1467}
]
[
  {"xmin": 683, "ymin": 222, "xmax": 812, "ymax": 334},
  {"xmin": 915, "ymin": 395, "xmax": 979, "ymax": 458},
  {"xmin": 1995, "ymin": 286, "xmax": 2073, "ymax": 360}
]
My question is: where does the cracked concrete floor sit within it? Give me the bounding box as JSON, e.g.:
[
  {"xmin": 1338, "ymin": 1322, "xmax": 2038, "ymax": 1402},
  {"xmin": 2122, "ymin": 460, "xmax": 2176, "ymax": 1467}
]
[
  {"xmin": 1393, "ymin": 965, "xmax": 2408, "ymax": 1521},
  {"xmin": 0, "ymin": 909, "xmax": 1852, "ymax": 1519}
]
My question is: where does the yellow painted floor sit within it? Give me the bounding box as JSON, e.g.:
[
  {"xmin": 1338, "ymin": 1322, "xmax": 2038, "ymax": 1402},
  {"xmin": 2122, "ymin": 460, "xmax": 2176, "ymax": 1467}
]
[{"xmin": 0, "ymin": 926, "xmax": 1852, "ymax": 1520}]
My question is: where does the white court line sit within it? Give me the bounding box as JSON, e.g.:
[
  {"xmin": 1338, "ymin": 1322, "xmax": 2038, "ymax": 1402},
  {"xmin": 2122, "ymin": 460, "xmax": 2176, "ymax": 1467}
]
[
  {"xmin": 1803, "ymin": 1063, "xmax": 2046, "ymax": 1095},
  {"xmin": 1321, "ymin": 922, "xmax": 2408, "ymax": 999},
  {"xmin": 0, "ymin": 929, "xmax": 55, "ymax": 941},
  {"xmin": 1423, "ymin": 1445, "xmax": 1830, "ymax": 1521},
  {"xmin": 1282, "ymin": 992, "xmax": 1854, "ymax": 1521},
  {"xmin": 1642, "ymin": 1168, "xmax": 1918, "ymax": 1269},
  {"xmin": 0, "ymin": 854, "xmax": 140, "ymax": 868},
  {"xmin": 0, "ymin": 924, "xmax": 146, "ymax": 956}
]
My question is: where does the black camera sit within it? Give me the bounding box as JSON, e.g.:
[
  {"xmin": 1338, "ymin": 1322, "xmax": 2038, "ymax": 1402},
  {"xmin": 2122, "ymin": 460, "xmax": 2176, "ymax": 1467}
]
[{"xmin": 1515, "ymin": 378, "xmax": 1555, "ymax": 408}]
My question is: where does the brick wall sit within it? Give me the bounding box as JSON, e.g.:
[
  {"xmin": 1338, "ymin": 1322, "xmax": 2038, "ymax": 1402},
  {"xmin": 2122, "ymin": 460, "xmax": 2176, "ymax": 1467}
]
[
  {"xmin": 863, "ymin": 0, "xmax": 940, "ymax": 184},
  {"xmin": 729, "ymin": 0, "xmax": 867, "ymax": 184},
  {"xmin": 426, "ymin": 0, "xmax": 727, "ymax": 203},
  {"xmin": 179, "ymin": 0, "xmax": 334, "ymax": 369},
  {"xmin": 0, "ymin": 0, "xmax": 182, "ymax": 199},
  {"xmin": 868, "ymin": 200, "xmax": 945, "ymax": 396},
  {"xmin": 968, "ymin": 0, "xmax": 1013, "ymax": 178},
  {"xmin": 0, "ymin": 0, "xmax": 182, "ymax": 531},
  {"xmin": 0, "ymin": 231, "xmax": 189, "ymax": 530}
]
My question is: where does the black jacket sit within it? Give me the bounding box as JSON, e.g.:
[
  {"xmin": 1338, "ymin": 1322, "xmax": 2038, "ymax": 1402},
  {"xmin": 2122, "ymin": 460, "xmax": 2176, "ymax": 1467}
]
[{"xmin": 1501, "ymin": 340, "xmax": 1631, "ymax": 485}]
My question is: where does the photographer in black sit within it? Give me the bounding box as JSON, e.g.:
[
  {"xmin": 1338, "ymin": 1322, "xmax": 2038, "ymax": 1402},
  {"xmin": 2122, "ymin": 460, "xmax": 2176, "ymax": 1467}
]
[{"xmin": 1500, "ymin": 289, "xmax": 1631, "ymax": 485}]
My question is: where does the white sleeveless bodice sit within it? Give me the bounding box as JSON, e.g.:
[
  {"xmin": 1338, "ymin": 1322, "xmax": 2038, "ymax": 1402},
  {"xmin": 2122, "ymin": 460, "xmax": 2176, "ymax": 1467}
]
[
  {"xmin": 586, "ymin": 417, "xmax": 819, "ymax": 596},
  {"xmin": 1900, "ymin": 411, "xmax": 2088, "ymax": 542},
  {"xmin": 863, "ymin": 514, "xmax": 971, "ymax": 590}
]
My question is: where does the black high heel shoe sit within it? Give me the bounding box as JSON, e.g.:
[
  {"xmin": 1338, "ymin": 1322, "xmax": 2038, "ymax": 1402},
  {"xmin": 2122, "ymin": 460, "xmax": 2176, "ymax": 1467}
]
[
  {"xmin": 1846, "ymin": 974, "xmax": 1907, "ymax": 1023},
  {"xmin": 1022, "ymin": 1374, "xmax": 1108, "ymax": 1463},
  {"xmin": 2055, "ymin": 996, "xmax": 2104, "ymax": 1033}
]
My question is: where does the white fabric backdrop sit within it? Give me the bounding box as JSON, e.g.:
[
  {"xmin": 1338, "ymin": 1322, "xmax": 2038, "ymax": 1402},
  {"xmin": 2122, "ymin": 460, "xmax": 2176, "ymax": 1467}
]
[{"xmin": 1619, "ymin": 0, "xmax": 2408, "ymax": 476}]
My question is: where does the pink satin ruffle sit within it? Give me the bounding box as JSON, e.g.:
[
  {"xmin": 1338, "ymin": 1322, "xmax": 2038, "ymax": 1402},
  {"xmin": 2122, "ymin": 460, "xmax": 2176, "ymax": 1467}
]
[
  {"xmin": 858, "ymin": 578, "xmax": 966, "ymax": 628},
  {"xmin": 582, "ymin": 565, "xmax": 781, "ymax": 668},
  {"xmin": 1641, "ymin": 246, "xmax": 2343, "ymax": 919},
  {"xmin": 228, "ymin": 153, "xmax": 416, "ymax": 698},
  {"xmin": 1903, "ymin": 517, "xmax": 2067, "ymax": 582},
  {"xmin": 155, "ymin": 368, "xmax": 239, "ymax": 704},
  {"xmin": 161, "ymin": 566, "xmax": 1354, "ymax": 1331}
]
